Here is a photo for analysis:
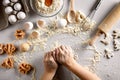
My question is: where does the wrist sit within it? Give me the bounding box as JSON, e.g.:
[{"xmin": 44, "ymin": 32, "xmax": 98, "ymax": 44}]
[
  {"xmin": 44, "ymin": 69, "xmax": 56, "ymax": 74},
  {"xmin": 65, "ymin": 59, "xmax": 77, "ymax": 69},
  {"xmin": 41, "ymin": 71, "xmax": 56, "ymax": 80}
]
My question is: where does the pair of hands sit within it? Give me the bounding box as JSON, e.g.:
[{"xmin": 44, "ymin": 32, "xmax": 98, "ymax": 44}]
[{"xmin": 43, "ymin": 45, "xmax": 76, "ymax": 74}]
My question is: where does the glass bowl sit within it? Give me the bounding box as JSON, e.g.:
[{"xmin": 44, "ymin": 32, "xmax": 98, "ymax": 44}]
[{"xmin": 30, "ymin": 0, "xmax": 64, "ymax": 17}]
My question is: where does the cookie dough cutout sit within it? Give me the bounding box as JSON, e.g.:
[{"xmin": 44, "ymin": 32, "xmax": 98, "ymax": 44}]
[
  {"xmin": 14, "ymin": 29, "xmax": 26, "ymax": 40},
  {"xmin": 0, "ymin": 44, "xmax": 5, "ymax": 55},
  {"xmin": 4, "ymin": 43, "xmax": 16, "ymax": 55},
  {"xmin": 18, "ymin": 62, "xmax": 33, "ymax": 74},
  {"xmin": 1, "ymin": 57, "xmax": 14, "ymax": 69}
]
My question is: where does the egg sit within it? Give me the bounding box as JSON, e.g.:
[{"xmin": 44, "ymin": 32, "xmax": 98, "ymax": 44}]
[
  {"xmin": 36, "ymin": 19, "xmax": 46, "ymax": 28},
  {"xmin": 8, "ymin": 15, "xmax": 17, "ymax": 24},
  {"xmin": 20, "ymin": 42, "xmax": 30, "ymax": 52},
  {"xmin": 23, "ymin": 22, "xmax": 34, "ymax": 30},
  {"xmin": 17, "ymin": 11, "xmax": 26, "ymax": 20},
  {"xmin": 57, "ymin": 19, "xmax": 67, "ymax": 28},
  {"xmin": 11, "ymin": 0, "xmax": 18, "ymax": 3},
  {"xmin": 14, "ymin": 3, "xmax": 22, "ymax": 11},
  {"xmin": 3, "ymin": 0, "xmax": 10, "ymax": 6},
  {"xmin": 5, "ymin": 6, "xmax": 13, "ymax": 14}
]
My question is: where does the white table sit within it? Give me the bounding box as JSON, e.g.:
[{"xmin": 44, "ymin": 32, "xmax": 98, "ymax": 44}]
[{"xmin": 0, "ymin": 0, "xmax": 120, "ymax": 80}]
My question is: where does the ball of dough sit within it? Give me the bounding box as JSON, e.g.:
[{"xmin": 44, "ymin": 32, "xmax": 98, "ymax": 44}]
[
  {"xmin": 8, "ymin": 15, "xmax": 17, "ymax": 24},
  {"xmin": 11, "ymin": 0, "xmax": 18, "ymax": 3},
  {"xmin": 5, "ymin": 6, "xmax": 13, "ymax": 14},
  {"xmin": 3, "ymin": 0, "xmax": 10, "ymax": 6},
  {"xmin": 14, "ymin": 3, "xmax": 22, "ymax": 11},
  {"xmin": 23, "ymin": 22, "xmax": 33, "ymax": 30},
  {"xmin": 17, "ymin": 11, "xmax": 26, "ymax": 20},
  {"xmin": 20, "ymin": 43, "xmax": 30, "ymax": 52},
  {"xmin": 57, "ymin": 19, "xmax": 67, "ymax": 27}
]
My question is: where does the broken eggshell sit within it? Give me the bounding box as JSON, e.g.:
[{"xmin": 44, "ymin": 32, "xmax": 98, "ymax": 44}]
[
  {"xmin": 30, "ymin": 31, "xmax": 40, "ymax": 39},
  {"xmin": 14, "ymin": 3, "xmax": 22, "ymax": 11},
  {"xmin": 23, "ymin": 22, "xmax": 33, "ymax": 30},
  {"xmin": 57, "ymin": 19, "xmax": 67, "ymax": 28},
  {"xmin": 3, "ymin": 0, "xmax": 10, "ymax": 6},
  {"xmin": 36, "ymin": 19, "xmax": 46, "ymax": 28},
  {"xmin": 8, "ymin": 15, "xmax": 17, "ymax": 24},
  {"xmin": 5, "ymin": 6, "xmax": 13, "ymax": 14},
  {"xmin": 17, "ymin": 11, "xmax": 26, "ymax": 20}
]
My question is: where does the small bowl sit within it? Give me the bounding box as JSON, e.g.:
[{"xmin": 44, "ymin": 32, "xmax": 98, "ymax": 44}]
[{"xmin": 30, "ymin": 0, "xmax": 64, "ymax": 17}]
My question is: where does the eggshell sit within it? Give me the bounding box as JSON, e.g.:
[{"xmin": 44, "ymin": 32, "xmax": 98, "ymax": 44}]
[
  {"xmin": 3, "ymin": 0, "xmax": 10, "ymax": 6},
  {"xmin": 17, "ymin": 11, "xmax": 26, "ymax": 20},
  {"xmin": 8, "ymin": 15, "xmax": 17, "ymax": 24},
  {"xmin": 5, "ymin": 6, "xmax": 13, "ymax": 14},
  {"xmin": 14, "ymin": 3, "xmax": 22, "ymax": 11},
  {"xmin": 30, "ymin": 31, "xmax": 40, "ymax": 39},
  {"xmin": 23, "ymin": 22, "xmax": 33, "ymax": 30},
  {"xmin": 36, "ymin": 19, "xmax": 46, "ymax": 28}
]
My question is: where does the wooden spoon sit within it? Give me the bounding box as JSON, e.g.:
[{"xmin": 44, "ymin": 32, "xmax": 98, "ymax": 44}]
[{"xmin": 67, "ymin": 0, "xmax": 76, "ymax": 23}]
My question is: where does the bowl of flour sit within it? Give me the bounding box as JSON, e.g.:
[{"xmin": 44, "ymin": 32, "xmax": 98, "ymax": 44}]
[{"xmin": 30, "ymin": 0, "xmax": 64, "ymax": 17}]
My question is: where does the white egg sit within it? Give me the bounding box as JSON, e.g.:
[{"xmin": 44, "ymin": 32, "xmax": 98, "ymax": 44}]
[
  {"xmin": 14, "ymin": 3, "xmax": 22, "ymax": 11},
  {"xmin": 11, "ymin": 0, "xmax": 18, "ymax": 2},
  {"xmin": 17, "ymin": 11, "xmax": 26, "ymax": 20},
  {"xmin": 8, "ymin": 15, "xmax": 17, "ymax": 24},
  {"xmin": 3, "ymin": 0, "xmax": 10, "ymax": 6},
  {"xmin": 5, "ymin": 6, "xmax": 13, "ymax": 14},
  {"xmin": 57, "ymin": 19, "xmax": 67, "ymax": 27},
  {"xmin": 23, "ymin": 22, "xmax": 34, "ymax": 30}
]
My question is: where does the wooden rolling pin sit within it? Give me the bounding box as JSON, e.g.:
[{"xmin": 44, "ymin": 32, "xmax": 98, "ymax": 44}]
[{"xmin": 89, "ymin": 3, "xmax": 120, "ymax": 46}]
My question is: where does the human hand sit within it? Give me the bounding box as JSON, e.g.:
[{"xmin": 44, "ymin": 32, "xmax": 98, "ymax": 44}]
[
  {"xmin": 52, "ymin": 45, "xmax": 76, "ymax": 68},
  {"xmin": 43, "ymin": 51, "xmax": 58, "ymax": 74}
]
